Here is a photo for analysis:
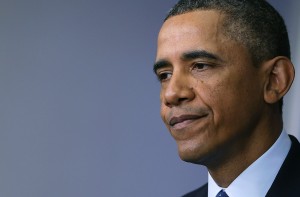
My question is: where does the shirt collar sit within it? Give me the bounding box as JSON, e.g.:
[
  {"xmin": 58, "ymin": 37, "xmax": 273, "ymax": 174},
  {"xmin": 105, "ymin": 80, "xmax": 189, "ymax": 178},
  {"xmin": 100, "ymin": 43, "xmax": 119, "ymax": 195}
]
[{"xmin": 208, "ymin": 130, "xmax": 291, "ymax": 197}]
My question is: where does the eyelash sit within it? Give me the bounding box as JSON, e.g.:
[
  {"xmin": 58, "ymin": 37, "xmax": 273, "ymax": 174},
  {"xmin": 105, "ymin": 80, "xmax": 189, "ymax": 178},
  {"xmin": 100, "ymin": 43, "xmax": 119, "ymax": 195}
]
[
  {"xmin": 157, "ymin": 71, "xmax": 172, "ymax": 82},
  {"xmin": 156, "ymin": 62, "xmax": 213, "ymax": 82},
  {"xmin": 191, "ymin": 62, "xmax": 211, "ymax": 71}
]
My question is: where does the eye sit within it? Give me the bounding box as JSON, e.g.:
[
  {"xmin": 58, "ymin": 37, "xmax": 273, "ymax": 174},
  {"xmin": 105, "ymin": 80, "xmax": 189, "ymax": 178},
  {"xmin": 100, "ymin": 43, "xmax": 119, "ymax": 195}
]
[
  {"xmin": 157, "ymin": 71, "xmax": 172, "ymax": 82},
  {"xmin": 192, "ymin": 62, "xmax": 210, "ymax": 71}
]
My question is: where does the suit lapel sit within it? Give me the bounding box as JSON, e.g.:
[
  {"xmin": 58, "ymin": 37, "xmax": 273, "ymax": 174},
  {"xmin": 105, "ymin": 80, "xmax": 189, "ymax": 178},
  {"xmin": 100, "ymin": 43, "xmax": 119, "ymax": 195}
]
[{"xmin": 266, "ymin": 135, "xmax": 300, "ymax": 197}]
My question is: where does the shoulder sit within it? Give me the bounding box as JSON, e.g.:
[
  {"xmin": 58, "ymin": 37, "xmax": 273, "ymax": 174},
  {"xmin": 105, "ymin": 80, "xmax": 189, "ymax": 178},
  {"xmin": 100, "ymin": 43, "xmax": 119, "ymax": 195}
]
[
  {"xmin": 282, "ymin": 135, "xmax": 300, "ymax": 170},
  {"xmin": 182, "ymin": 183, "xmax": 208, "ymax": 197},
  {"xmin": 266, "ymin": 135, "xmax": 300, "ymax": 196}
]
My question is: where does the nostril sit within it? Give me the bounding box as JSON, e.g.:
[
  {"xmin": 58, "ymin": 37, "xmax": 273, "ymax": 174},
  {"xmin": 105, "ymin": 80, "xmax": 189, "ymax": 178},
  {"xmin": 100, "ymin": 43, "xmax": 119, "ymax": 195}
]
[
  {"xmin": 178, "ymin": 97, "xmax": 188, "ymax": 103},
  {"xmin": 164, "ymin": 92, "xmax": 194, "ymax": 107}
]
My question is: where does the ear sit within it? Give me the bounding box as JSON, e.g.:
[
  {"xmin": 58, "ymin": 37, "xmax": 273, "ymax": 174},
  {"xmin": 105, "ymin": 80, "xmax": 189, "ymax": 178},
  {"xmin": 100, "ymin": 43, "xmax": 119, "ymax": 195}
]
[{"xmin": 263, "ymin": 56, "xmax": 295, "ymax": 104}]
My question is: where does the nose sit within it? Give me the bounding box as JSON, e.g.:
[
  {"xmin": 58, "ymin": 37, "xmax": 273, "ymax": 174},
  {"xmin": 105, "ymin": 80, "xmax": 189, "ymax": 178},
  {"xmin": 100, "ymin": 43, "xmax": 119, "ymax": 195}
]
[{"xmin": 161, "ymin": 72, "xmax": 195, "ymax": 107}]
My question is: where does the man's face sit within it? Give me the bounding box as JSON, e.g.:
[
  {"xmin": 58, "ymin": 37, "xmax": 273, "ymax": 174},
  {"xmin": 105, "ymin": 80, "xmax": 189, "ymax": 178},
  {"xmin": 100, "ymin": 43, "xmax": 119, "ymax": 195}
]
[{"xmin": 155, "ymin": 10, "xmax": 266, "ymax": 165}]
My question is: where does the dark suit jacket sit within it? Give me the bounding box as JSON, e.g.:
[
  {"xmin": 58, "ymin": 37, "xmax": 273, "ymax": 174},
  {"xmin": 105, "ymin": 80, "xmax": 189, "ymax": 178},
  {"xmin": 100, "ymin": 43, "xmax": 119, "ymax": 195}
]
[{"xmin": 182, "ymin": 135, "xmax": 300, "ymax": 197}]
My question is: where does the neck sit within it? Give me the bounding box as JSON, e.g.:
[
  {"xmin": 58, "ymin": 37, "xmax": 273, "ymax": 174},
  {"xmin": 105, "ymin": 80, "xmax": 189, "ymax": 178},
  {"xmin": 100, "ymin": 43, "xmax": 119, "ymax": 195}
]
[{"xmin": 207, "ymin": 114, "xmax": 283, "ymax": 187}]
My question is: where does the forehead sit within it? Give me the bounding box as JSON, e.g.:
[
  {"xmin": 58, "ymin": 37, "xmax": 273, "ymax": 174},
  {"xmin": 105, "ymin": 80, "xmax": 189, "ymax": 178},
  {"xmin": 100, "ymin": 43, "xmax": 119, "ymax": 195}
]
[
  {"xmin": 160, "ymin": 10, "xmax": 224, "ymax": 37},
  {"xmin": 156, "ymin": 10, "xmax": 230, "ymax": 60}
]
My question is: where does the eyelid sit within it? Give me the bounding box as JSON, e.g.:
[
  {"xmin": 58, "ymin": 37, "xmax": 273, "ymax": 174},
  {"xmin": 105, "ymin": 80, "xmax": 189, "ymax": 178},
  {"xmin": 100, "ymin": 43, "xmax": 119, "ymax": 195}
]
[
  {"xmin": 191, "ymin": 62, "xmax": 212, "ymax": 70},
  {"xmin": 156, "ymin": 69, "xmax": 172, "ymax": 82}
]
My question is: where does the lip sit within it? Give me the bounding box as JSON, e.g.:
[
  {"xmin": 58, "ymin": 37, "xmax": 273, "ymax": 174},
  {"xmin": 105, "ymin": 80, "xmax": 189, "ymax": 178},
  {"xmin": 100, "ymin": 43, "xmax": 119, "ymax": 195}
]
[{"xmin": 169, "ymin": 114, "xmax": 207, "ymax": 130}]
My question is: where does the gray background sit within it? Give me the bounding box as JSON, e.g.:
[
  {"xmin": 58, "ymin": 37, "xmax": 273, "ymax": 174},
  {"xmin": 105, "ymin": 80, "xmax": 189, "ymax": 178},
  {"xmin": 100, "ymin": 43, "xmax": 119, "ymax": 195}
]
[{"xmin": 0, "ymin": 0, "xmax": 299, "ymax": 196}]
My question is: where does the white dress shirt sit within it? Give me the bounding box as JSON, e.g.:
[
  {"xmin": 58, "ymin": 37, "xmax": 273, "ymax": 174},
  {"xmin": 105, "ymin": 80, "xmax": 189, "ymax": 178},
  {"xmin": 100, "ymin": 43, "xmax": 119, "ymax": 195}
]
[{"xmin": 208, "ymin": 130, "xmax": 291, "ymax": 197}]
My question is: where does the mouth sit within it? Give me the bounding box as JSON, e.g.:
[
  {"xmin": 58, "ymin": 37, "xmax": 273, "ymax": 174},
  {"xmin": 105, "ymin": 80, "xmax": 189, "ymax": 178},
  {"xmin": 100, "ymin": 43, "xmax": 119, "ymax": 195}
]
[{"xmin": 169, "ymin": 114, "xmax": 208, "ymax": 130}]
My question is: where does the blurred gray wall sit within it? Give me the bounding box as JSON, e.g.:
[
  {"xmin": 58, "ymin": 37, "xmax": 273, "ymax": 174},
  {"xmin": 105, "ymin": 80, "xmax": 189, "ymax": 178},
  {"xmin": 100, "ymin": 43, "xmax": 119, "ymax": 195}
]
[{"xmin": 0, "ymin": 0, "xmax": 298, "ymax": 196}]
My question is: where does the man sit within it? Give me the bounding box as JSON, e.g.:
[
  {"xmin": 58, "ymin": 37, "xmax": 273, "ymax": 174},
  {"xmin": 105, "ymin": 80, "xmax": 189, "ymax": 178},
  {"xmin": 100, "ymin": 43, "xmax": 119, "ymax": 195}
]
[{"xmin": 153, "ymin": 0, "xmax": 298, "ymax": 196}]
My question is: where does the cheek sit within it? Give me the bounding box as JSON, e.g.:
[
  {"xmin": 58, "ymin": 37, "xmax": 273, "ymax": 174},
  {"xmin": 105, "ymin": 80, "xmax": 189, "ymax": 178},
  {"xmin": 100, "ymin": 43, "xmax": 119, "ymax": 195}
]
[
  {"xmin": 207, "ymin": 74, "xmax": 261, "ymax": 132},
  {"xmin": 159, "ymin": 86, "xmax": 170, "ymax": 121},
  {"xmin": 198, "ymin": 78, "xmax": 239, "ymax": 125},
  {"xmin": 160, "ymin": 104, "xmax": 165, "ymax": 120},
  {"xmin": 159, "ymin": 88, "xmax": 164, "ymax": 103},
  {"xmin": 160, "ymin": 100, "xmax": 168, "ymax": 125},
  {"xmin": 194, "ymin": 78, "xmax": 227, "ymax": 111}
]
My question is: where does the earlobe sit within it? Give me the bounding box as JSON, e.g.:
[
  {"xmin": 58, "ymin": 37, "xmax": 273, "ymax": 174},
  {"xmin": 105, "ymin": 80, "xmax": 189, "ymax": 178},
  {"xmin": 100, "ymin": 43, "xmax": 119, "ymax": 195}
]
[{"xmin": 264, "ymin": 56, "xmax": 295, "ymax": 104}]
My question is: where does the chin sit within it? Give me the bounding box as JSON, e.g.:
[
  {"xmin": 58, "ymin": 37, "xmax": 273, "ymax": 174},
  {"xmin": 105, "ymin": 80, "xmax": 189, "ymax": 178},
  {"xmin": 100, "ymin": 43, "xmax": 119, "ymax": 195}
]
[{"xmin": 177, "ymin": 143, "xmax": 206, "ymax": 165}]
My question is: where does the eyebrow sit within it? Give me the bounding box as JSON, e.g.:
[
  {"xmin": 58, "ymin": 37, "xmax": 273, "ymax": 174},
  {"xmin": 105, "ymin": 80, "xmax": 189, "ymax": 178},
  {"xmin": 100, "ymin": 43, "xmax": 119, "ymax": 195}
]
[
  {"xmin": 181, "ymin": 50, "xmax": 223, "ymax": 62},
  {"xmin": 153, "ymin": 59, "xmax": 171, "ymax": 74},
  {"xmin": 153, "ymin": 50, "xmax": 223, "ymax": 74}
]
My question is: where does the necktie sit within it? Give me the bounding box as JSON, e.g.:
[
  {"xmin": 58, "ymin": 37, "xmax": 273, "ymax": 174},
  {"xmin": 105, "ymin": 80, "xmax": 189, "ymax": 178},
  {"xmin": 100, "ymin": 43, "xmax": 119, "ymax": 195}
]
[{"xmin": 216, "ymin": 189, "xmax": 229, "ymax": 197}]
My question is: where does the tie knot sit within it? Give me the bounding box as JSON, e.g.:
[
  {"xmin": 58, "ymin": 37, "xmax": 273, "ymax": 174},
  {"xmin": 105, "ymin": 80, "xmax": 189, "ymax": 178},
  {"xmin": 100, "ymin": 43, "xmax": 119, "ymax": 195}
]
[{"xmin": 216, "ymin": 189, "xmax": 229, "ymax": 197}]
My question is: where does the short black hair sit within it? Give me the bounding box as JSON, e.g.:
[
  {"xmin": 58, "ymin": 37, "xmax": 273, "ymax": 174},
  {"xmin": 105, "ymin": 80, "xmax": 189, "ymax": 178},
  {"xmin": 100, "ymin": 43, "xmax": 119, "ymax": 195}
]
[{"xmin": 165, "ymin": 0, "xmax": 291, "ymax": 112}]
